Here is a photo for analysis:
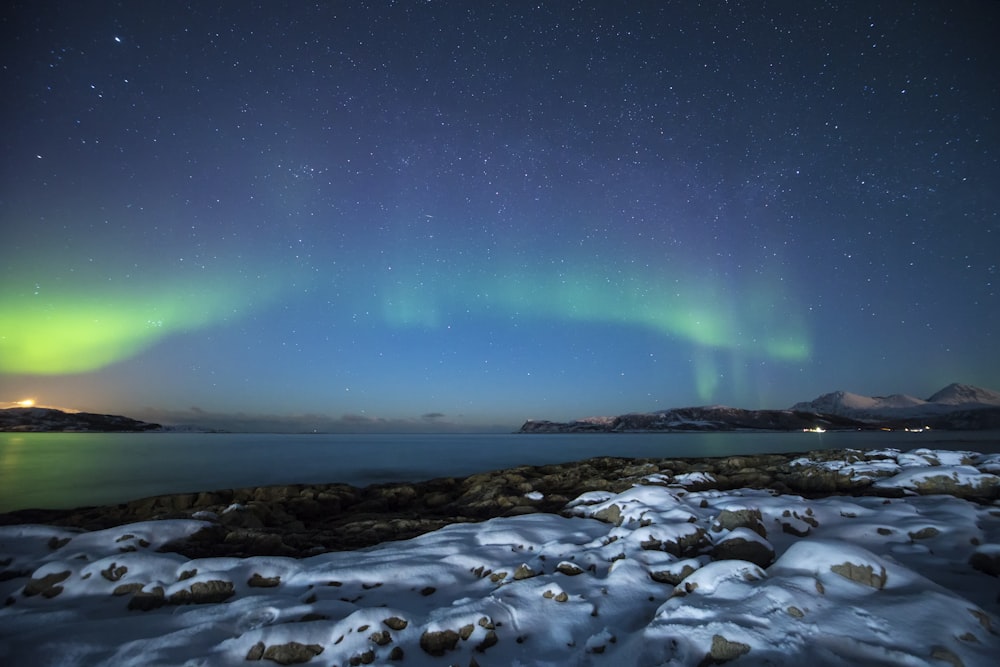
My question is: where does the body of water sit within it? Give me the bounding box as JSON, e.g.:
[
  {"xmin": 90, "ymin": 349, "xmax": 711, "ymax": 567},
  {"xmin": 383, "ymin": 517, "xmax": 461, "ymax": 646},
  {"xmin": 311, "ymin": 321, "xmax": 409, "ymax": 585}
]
[{"xmin": 1, "ymin": 430, "xmax": 998, "ymax": 513}]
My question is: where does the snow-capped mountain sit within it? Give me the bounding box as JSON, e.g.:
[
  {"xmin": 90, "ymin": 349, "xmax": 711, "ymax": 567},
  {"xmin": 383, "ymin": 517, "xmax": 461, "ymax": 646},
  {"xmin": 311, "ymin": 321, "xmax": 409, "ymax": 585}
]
[
  {"xmin": 926, "ymin": 383, "xmax": 1000, "ymax": 406},
  {"xmin": 789, "ymin": 391, "xmax": 928, "ymax": 416},
  {"xmin": 521, "ymin": 382, "xmax": 1000, "ymax": 433},
  {"xmin": 791, "ymin": 383, "xmax": 1000, "ymax": 421}
]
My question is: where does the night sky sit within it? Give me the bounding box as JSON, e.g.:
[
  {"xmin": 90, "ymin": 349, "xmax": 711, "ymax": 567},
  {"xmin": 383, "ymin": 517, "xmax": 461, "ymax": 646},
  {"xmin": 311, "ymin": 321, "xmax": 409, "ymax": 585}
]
[{"xmin": 2, "ymin": 2, "xmax": 998, "ymax": 432}]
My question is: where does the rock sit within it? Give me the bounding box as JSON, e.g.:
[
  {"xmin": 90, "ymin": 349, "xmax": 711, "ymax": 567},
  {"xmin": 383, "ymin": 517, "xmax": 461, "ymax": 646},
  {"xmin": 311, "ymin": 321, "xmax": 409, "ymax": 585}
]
[
  {"xmin": 780, "ymin": 520, "xmax": 811, "ymax": 537},
  {"xmin": 781, "ymin": 467, "xmax": 860, "ymax": 494},
  {"xmin": 543, "ymin": 589, "xmax": 570, "ymax": 602},
  {"xmin": 969, "ymin": 547, "xmax": 1000, "ymax": 577},
  {"xmin": 883, "ymin": 467, "xmax": 1000, "ymax": 500},
  {"xmin": 247, "ymin": 641, "xmax": 266, "ymax": 660},
  {"xmin": 661, "ymin": 526, "xmax": 710, "ymax": 558},
  {"xmin": 830, "ymin": 561, "xmax": 887, "ymax": 589},
  {"xmin": 475, "ymin": 630, "xmax": 499, "ymax": 652},
  {"xmin": 513, "ymin": 563, "xmax": 538, "ymax": 580},
  {"xmin": 908, "ymin": 526, "xmax": 940, "ymax": 540},
  {"xmin": 710, "ymin": 530, "xmax": 776, "ymax": 568},
  {"xmin": 703, "ymin": 634, "xmax": 751, "ymax": 664},
  {"xmin": 23, "ymin": 570, "xmax": 70, "ymax": 598},
  {"xmin": 169, "ymin": 579, "xmax": 235, "ymax": 604},
  {"xmin": 348, "ymin": 649, "xmax": 375, "ymax": 665},
  {"xmin": 383, "ymin": 616, "xmax": 408, "ymax": 630},
  {"xmin": 711, "ymin": 508, "xmax": 766, "ymax": 538},
  {"xmin": 930, "ymin": 646, "xmax": 964, "ymax": 667},
  {"xmin": 556, "ymin": 561, "xmax": 584, "ymax": 576},
  {"xmin": 112, "ymin": 582, "xmax": 143, "ymax": 596},
  {"xmin": 220, "ymin": 508, "xmax": 265, "ymax": 529},
  {"xmin": 127, "ymin": 585, "xmax": 165, "ymax": 611},
  {"xmin": 420, "ymin": 629, "xmax": 461, "ymax": 656},
  {"xmin": 261, "ymin": 642, "xmax": 324, "ymax": 664},
  {"xmin": 101, "ymin": 563, "xmax": 128, "ymax": 582},
  {"xmin": 592, "ymin": 503, "xmax": 623, "ymax": 526},
  {"xmin": 47, "ymin": 536, "xmax": 71, "ymax": 549},
  {"xmin": 369, "ymin": 630, "xmax": 392, "ymax": 646},
  {"xmin": 248, "ymin": 573, "xmax": 281, "ymax": 587},
  {"xmin": 650, "ymin": 562, "xmax": 699, "ymax": 585},
  {"xmin": 223, "ymin": 530, "xmax": 293, "ymax": 556}
]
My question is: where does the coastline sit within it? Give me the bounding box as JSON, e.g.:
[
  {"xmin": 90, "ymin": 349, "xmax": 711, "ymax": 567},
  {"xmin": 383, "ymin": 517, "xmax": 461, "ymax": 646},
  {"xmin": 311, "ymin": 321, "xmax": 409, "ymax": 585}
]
[
  {"xmin": 3, "ymin": 446, "xmax": 999, "ymax": 665},
  {"xmin": 3, "ymin": 447, "xmax": 997, "ymax": 558}
]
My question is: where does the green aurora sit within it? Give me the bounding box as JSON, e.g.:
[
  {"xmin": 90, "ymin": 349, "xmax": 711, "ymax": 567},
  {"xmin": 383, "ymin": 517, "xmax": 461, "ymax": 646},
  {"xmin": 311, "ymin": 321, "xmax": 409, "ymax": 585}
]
[
  {"xmin": 3, "ymin": 247, "xmax": 809, "ymax": 395},
  {"xmin": 1, "ymin": 278, "xmax": 255, "ymax": 374}
]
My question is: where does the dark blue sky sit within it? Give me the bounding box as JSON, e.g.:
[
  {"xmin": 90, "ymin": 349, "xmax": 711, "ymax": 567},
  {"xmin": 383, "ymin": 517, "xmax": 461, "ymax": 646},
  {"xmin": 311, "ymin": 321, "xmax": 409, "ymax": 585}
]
[{"xmin": 2, "ymin": 1, "xmax": 998, "ymax": 431}]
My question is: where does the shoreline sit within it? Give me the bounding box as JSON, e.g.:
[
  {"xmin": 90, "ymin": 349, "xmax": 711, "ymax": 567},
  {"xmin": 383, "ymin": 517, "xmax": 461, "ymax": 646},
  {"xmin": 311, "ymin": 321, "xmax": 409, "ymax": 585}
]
[
  {"xmin": 2, "ymin": 447, "xmax": 997, "ymax": 558},
  {"xmin": 3, "ymin": 446, "xmax": 999, "ymax": 665}
]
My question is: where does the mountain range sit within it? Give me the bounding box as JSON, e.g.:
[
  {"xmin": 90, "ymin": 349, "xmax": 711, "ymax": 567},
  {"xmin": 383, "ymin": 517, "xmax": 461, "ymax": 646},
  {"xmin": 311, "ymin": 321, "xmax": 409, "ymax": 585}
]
[
  {"xmin": 519, "ymin": 383, "xmax": 1000, "ymax": 433},
  {"xmin": 2, "ymin": 383, "xmax": 998, "ymax": 433},
  {"xmin": 790, "ymin": 383, "xmax": 1000, "ymax": 418}
]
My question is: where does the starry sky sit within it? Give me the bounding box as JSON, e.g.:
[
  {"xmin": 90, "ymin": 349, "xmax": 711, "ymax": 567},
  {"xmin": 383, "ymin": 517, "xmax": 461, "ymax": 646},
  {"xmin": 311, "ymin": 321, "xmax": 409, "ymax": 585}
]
[{"xmin": 2, "ymin": 1, "xmax": 998, "ymax": 432}]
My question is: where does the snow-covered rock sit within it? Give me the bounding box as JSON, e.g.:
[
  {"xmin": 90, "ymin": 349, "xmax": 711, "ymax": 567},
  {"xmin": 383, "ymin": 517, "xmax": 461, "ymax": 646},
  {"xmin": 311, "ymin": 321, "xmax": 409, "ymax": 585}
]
[{"xmin": 2, "ymin": 449, "xmax": 999, "ymax": 666}]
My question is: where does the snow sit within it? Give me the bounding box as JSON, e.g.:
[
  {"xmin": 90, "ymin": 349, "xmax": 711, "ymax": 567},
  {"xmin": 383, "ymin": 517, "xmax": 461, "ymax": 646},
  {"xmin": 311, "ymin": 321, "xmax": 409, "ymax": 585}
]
[
  {"xmin": 794, "ymin": 389, "xmax": 926, "ymax": 414},
  {"xmin": 669, "ymin": 471, "xmax": 716, "ymax": 487},
  {"xmin": 791, "ymin": 382, "xmax": 1000, "ymax": 420},
  {"xmin": 928, "ymin": 383, "xmax": 1000, "ymax": 406},
  {"xmin": 2, "ymin": 449, "xmax": 999, "ymax": 666}
]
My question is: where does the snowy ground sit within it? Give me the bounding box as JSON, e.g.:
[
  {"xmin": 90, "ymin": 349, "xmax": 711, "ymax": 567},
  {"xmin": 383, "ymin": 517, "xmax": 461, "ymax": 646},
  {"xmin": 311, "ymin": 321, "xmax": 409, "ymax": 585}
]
[{"xmin": 2, "ymin": 448, "xmax": 999, "ymax": 666}]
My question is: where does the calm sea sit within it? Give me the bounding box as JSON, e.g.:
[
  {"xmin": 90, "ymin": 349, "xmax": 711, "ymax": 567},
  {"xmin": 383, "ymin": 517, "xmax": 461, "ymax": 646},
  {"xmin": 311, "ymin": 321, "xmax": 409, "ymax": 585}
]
[{"xmin": 1, "ymin": 431, "xmax": 998, "ymax": 513}]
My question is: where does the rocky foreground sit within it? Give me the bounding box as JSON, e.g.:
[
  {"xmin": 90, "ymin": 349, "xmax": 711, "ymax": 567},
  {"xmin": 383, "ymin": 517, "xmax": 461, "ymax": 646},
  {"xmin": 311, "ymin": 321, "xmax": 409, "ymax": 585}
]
[
  {"xmin": 3, "ymin": 448, "xmax": 998, "ymax": 559},
  {"xmin": 2, "ymin": 447, "xmax": 1000, "ymax": 666}
]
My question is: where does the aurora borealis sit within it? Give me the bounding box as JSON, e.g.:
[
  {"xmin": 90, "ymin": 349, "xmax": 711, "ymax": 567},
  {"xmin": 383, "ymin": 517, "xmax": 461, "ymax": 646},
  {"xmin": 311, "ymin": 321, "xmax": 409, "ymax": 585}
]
[{"xmin": 2, "ymin": 2, "xmax": 998, "ymax": 431}]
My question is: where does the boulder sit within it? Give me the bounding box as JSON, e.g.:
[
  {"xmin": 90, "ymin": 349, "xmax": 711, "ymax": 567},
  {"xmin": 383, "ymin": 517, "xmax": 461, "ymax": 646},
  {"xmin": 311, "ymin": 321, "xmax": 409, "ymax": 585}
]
[
  {"xmin": 704, "ymin": 634, "xmax": 751, "ymax": 664},
  {"xmin": 969, "ymin": 546, "xmax": 1000, "ymax": 577},
  {"xmin": 420, "ymin": 629, "xmax": 460, "ymax": 656},
  {"xmin": 710, "ymin": 529, "xmax": 776, "ymax": 568},
  {"xmin": 256, "ymin": 642, "xmax": 324, "ymax": 664},
  {"xmin": 169, "ymin": 579, "xmax": 235, "ymax": 604},
  {"xmin": 830, "ymin": 561, "xmax": 887, "ymax": 589},
  {"xmin": 22, "ymin": 570, "xmax": 71, "ymax": 598},
  {"xmin": 711, "ymin": 508, "xmax": 767, "ymax": 538}
]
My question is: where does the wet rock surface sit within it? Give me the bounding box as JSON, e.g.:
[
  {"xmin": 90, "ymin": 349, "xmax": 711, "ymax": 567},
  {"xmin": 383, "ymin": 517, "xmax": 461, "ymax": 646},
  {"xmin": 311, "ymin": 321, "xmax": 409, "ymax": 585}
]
[{"xmin": 1, "ymin": 448, "xmax": 996, "ymax": 558}]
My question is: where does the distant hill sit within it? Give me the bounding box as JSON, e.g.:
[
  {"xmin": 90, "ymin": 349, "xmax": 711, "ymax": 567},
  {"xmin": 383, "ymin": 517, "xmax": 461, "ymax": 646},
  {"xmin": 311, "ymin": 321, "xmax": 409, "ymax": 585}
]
[
  {"xmin": 926, "ymin": 383, "xmax": 1000, "ymax": 406},
  {"xmin": 0, "ymin": 408, "xmax": 162, "ymax": 432},
  {"xmin": 791, "ymin": 382, "xmax": 1000, "ymax": 421},
  {"xmin": 520, "ymin": 383, "xmax": 1000, "ymax": 433},
  {"xmin": 520, "ymin": 407, "xmax": 871, "ymax": 434}
]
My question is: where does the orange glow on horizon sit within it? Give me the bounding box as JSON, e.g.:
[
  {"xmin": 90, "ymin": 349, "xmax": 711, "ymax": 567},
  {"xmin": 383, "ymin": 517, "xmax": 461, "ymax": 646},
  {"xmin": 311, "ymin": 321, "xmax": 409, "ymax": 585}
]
[{"xmin": 4, "ymin": 398, "xmax": 80, "ymax": 413}]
